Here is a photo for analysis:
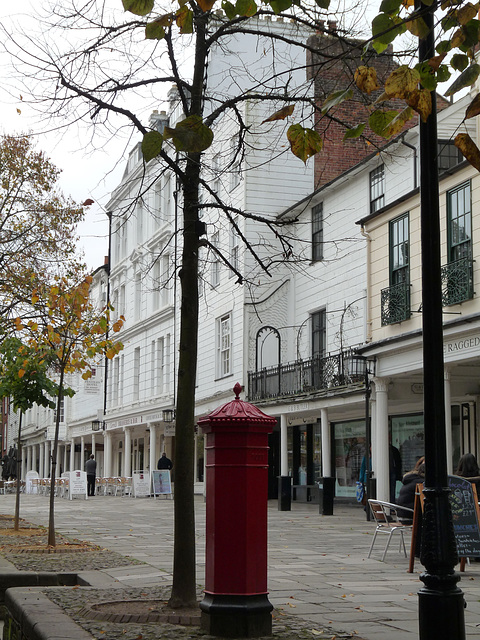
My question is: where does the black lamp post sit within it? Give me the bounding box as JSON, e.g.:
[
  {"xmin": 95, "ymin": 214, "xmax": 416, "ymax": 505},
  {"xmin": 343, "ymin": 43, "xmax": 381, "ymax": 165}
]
[{"xmin": 417, "ymin": 3, "xmax": 465, "ymax": 637}]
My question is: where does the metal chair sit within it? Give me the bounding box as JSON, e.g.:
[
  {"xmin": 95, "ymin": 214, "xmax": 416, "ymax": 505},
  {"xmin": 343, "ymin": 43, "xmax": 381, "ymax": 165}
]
[{"xmin": 367, "ymin": 499, "xmax": 414, "ymax": 561}]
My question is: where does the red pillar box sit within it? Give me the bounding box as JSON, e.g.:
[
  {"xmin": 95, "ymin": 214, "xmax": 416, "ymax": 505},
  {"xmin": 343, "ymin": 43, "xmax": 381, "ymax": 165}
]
[{"xmin": 198, "ymin": 383, "xmax": 276, "ymax": 638}]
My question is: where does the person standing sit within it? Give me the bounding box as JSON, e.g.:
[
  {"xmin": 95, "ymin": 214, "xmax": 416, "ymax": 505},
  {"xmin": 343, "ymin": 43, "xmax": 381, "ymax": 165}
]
[
  {"xmin": 157, "ymin": 452, "xmax": 173, "ymax": 470},
  {"xmin": 85, "ymin": 454, "xmax": 97, "ymax": 497}
]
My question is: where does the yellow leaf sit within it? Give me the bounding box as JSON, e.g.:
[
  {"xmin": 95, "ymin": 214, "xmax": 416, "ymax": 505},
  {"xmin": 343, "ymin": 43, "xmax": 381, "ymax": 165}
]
[
  {"xmin": 384, "ymin": 66, "xmax": 420, "ymax": 99},
  {"xmin": 465, "ymin": 94, "xmax": 480, "ymax": 119},
  {"xmin": 406, "ymin": 89, "xmax": 431, "ymax": 122},
  {"xmin": 261, "ymin": 105, "xmax": 295, "ymax": 124},
  {"xmin": 451, "ymin": 28, "xmax": 466, "ymax": 49},
  {"xmin": 82, "ymin": 370, "xmax": 92, "ymax": 380},
  {"xmin": 197, "ymin": 0, "xmax": 216, "ymax": 9},
  {"xmin": 18, "ymin": 369, "xmax": 25, "ymax": 378},
  {"xmin": 457, "ymin": 2, "xmax": 477, "ymax": 25},
  {"xmin": 455, "ymin": 133, "xmax": 480, "ymax": 171},
  {"xmin": 354, "ymin": 66, "xmax": 380, "ymax": 95},
  {"xmin": 287, "ymin": 124, "xmax": 323, "ymax": 163}
]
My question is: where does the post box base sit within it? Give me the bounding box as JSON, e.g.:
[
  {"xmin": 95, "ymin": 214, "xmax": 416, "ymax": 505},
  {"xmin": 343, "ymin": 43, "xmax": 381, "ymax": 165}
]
[{"xmin": 200, "ymin": 593, "xmax": 273, "ymax": 637}]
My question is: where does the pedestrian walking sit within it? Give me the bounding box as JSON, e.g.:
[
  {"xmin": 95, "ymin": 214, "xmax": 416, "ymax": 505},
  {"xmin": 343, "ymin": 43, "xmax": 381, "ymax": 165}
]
[{"xmin": 157, "ymin": 452, "xmax": 173, "ymax": 470}]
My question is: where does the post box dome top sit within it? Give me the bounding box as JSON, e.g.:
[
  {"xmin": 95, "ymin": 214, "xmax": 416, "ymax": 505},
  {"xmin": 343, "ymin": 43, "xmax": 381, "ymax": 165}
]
[{"xmin": 198, "ymin": 383, "xmax": 277, "ymax": 426}]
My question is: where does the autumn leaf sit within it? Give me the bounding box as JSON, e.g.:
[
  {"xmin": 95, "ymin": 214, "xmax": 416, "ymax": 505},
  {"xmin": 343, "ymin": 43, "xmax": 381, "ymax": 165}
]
[
  {"xmin": 287, "ymin": 125, "xmax": 323, "ymax": 163},
  {"xmin": 455, "ymin": 133, "xmax": 480, "ymax": 171},
  {"xmin": 197, "ymin": 0, "xmax": 217, "ymax": 10},
  {"xmin": 465, "ymin": 94, "xmax": 480, "ymax": 119},
  {"xmin": 369, "ymin": 110, "xmax": 400, "ymax": 137},
  {"xmin": 235, "ymin": 0, "xmax": 257, "ymax": 16},
  {"xmin": 384, "ymin": 66, "xmax": 420, "ymax": 99},
  {"xmin": 82, "ymin": 370, "xmax": 92, "ymax": 380},
  {"xmin": 354, "ymin": 67, "xmax": 380, "ymax": 95},
  {"xmin": 382, "ymin": 106, "xmax": 415, "ymax": 136},
  {"xmin": 18, "ymin": 369, "xmax": 25, "ymax": 379},
  {"xmin": 406, "ymin": 16, "xmax": 430, "ymax": 38},
  {"xmin": 457, "ymin": 2, "xmax": 478, "ymax": 25},
  {"xmin": 261, "ymin": 105, "xmax": 295, "ymax": 124},
  {"xmin": 82, "ymin": 199, "xmax": 94, "ymax": 206},
  {"xmin": 176, "ymin": 5, "xmax": 193, "ymax": 33},
  {"xmin": 406, "ymin": 89, "xmax": 431, "ymax": 122}
]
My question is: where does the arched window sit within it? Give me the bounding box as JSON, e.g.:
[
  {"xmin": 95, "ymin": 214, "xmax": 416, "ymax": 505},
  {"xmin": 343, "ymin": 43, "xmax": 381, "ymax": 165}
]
[{"xmin": 255, "ymin": 326, "xmax": 281, "ymax": 371}]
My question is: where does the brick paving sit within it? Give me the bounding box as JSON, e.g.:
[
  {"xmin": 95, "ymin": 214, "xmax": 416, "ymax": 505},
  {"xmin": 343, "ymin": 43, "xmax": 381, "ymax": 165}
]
[{"xmin": 0, "ymin": 493, "xmax": 479, "ymax": 639}]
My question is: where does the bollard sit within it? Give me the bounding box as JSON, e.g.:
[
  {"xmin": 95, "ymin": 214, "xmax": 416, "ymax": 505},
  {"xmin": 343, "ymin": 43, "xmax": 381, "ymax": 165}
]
[
  {"xmin": 321, "ymin": 476, "xmax": 335, "ymax": 515},
  {"xmin": 198, "ymin": 383, "xmax": 276, "ymax": 638},
  {"xmin": 278, "ymin": 476, "xmax": 291, "ymax": 511}
]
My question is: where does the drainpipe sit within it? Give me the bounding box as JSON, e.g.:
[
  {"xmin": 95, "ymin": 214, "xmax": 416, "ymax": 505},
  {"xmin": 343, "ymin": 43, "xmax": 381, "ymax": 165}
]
[{"xmin": 401, "ymin": 136, "xmax": 418, "ymax": 190}]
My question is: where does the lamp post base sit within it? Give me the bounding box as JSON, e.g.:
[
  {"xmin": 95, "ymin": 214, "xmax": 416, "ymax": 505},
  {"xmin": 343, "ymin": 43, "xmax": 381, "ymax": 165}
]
[
  {"xmin": 200, "ymin": 593, "xmax": 273, "ymax": 638},
  {"xmin": 418, "ymin": 580, "xmax": 465, "ymax": 640}
]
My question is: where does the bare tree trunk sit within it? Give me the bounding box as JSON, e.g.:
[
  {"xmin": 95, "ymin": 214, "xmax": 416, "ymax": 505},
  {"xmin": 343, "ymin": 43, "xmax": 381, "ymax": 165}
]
[
  {"xmin": 168, "ymin": 13, "xmax": 207, "ymax": 609},
  {"xmin": 14, "ymin": 412, "xmax": 22, "ymax": 531},
  {"xmin": 47, "ymin": 368, "xmax": 64, "ymax": 547}
]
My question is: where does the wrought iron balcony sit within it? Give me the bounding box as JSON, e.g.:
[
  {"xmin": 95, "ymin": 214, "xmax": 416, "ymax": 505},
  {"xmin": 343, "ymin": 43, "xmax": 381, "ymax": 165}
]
[
  {"xmin": 381, "ymin": 281, "xmax": 411, "ymax": 325},
  {"xmin": 441, "ymin": 257, "xmax": 474, "ymax": 306},
  {"xmin": 247, "ymin": 350, "xmax": 366, "ymax": 402}
]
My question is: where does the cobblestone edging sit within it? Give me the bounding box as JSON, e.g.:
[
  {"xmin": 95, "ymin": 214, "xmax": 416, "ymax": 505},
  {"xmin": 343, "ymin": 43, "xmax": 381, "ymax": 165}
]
[{"xmin": 78, "ymin": 601, "xmax": 201, "ymax": 625}]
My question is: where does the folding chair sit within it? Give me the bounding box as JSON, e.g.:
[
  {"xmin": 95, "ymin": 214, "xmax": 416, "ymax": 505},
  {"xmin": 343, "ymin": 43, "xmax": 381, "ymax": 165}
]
[{"xmin": 367, "ymin": 499, "xmax": 414, "ymax": 561}]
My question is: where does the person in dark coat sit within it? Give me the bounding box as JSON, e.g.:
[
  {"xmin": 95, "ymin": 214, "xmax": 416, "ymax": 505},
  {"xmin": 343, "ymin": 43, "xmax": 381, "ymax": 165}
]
[
  {"xmin": 455, "ymin": 453, "xmax": 480, "ymax": 495},
  {"xmin": 85, "ymin": 454, "xmax": 97, "ymax": 497},
  {"xmin": 396, "ymin": 457, "xmax": 425, "ymax": 524},
  {"xmin": 157, "ymin": 452, "xmax": 173, "ymax": 470}
]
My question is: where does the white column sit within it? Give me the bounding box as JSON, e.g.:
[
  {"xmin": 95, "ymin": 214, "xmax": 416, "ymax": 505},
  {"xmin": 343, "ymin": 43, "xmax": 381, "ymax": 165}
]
[
  {"xmin": 280, "ymin": 414, "xmax": 288, "ymax": 476},
  {"xmin": 70, "ymin": 439, "xmax": 75, "ymax": 471},
  {"xmin": 26, "ymin": 446, "xmax": 32, "ymax": 473},
  {"xmin": 149, "ymin": 424, "xmax": 157, "ymax": 477},
  {"xmin": 80, "ymin": 437, "xmax": 85, "ymax": 471},
  {"xmin": 44, "ymin": 442, "xmax": 50, "ymax": 478},
  {"xmin": 104, "ymin": 432, "xmax": 112, "ymax": 477},
  {"xmin": 91, "ymin": 433, "xmax": 96, "ymax": 460},
  {"xmin": 373, "ymin": 377, "xmax": 390, "ymax": 502},
  {"xmin": 39, "ymin": 443, "xmax": 44, "ymax": 478},
  {"xmin": 21, "ymin": 447, "xmax": 26, "ymax": 480},
  {"xmin": 444, "ymin": 367, "xmax": 453, "ymax": 475},
  {"xmin": 63, "ymin": 444, "xmax": 68, "ymax": 475},
  {"xmin": 124, "ymin": 428, "xmax": 132, "ymax": 477},
  {"xmin": 321, "ymin": 408, "xmax": 331, "ymax": 477}
]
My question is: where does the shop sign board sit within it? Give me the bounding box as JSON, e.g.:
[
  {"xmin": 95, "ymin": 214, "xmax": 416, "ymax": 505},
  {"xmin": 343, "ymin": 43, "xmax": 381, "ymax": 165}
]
[
  {"xmin": 133, "ymin": 472, "xmax": 150, "ymax": 497},
  {"xmin": 69, "ymin": 470, "xmax": 87, "ymax": 499},
  {"xmin": 152, "ymin": 470, "xmax": 172, "ymax": 498},
  {"xmin": 25, "ymin": 470, "xmax": 39, "ymax": 494}
]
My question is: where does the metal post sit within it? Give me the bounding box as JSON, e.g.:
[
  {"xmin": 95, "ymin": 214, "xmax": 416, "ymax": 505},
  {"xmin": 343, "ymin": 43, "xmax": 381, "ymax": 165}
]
[{"xmin": 417, "ymin": 3, "xmax": 465, "ymax": 637}]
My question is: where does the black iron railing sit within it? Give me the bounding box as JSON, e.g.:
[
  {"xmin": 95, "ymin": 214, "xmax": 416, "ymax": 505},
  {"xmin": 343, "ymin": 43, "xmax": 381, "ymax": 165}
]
[
  {"xmin": 441, "ymin": 257, "xmax": 474, "ymax": 306},
  {"xmin": 247, "ymin": 350, "xmax": 366, "ymax": 401},
  {"xmin": 381, "ymin": 280, "xmax": 411, "ymax": 325}
]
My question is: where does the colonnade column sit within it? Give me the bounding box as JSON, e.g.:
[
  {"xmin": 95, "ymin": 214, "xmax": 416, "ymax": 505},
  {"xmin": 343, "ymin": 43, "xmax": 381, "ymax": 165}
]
[
  {"xmin": 26, "ymin": 446, "xmax": 32, "ymax": 474},
  {"xmin": 91, "ymin": 434, "xmax": 96, "ymax": 460},
  {"xmin": 444, "ymin": 367, "xmax": 453, "ymax": 475},
  {"xmin": 104, "ymin": 432, "xmax": 112, "ymax": 478},
  {"xmin": 70, "ymin": 439, "xmax": 75, "ymax": 471},
  {"xmin": 149, "ymin": 424, "xmax": 157, "ymax": 477},
  {"xmin": 63, "ymin": 444, "xmax": 68, "ymax": 475},
  {"xmin": 124, "ymin": 428, "xmax": 131, "ymax": 477},
  {"xmin": 21, "ymin": 447, "xmax": 26, "ymax": 480},
  {"xmin": 39, "ymin": 443, "xmax": 44, "ymax": 478},
  {"xmin": 373, "ymin": 377, "xmax": 390, "ymax": 502},
  {"xmin": 280, "ymin": 415, "xmax": 288, "ymax": 476},
  {"xmin": 44, "ymin": 442, "xmax": 50, "ymax": 478},
  {"xmin": 80, "ymin": 437, "xmax": 85, "ymax": 470}
]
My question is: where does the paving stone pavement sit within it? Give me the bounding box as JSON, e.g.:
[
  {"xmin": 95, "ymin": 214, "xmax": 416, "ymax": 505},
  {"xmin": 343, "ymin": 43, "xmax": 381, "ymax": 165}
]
[{"xmin": 0, "ymin": 493, "xmax": 479, "ymax": 639}]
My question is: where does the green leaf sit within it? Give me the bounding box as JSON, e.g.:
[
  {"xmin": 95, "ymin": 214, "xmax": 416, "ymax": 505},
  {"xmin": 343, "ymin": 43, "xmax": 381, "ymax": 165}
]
[
  {"xmin": 142, "ymin": 131, "xmax": 163, "ymax": 162},
  {"xmin": 436, "ymin": 40, "xmax": 452, "ymax": 55},
  {"xmin": 145, "ymin": 21, "xmax": 166, "ymax": 40},
  {"xmin": 459, "ymin": 20, "xmax": 480, "ymax": 50},
  {"xmin": 436, "ymin": 65, "xmax": 451, "ymax": 84},
  {"xmin": 372, "ymin": 13, "xmax": 404, "ymax": 45},
  {"xmin": 445, "ymin": 63, "xmax": 480, "ymax": 97},
  {"xmin": 163, "ymin": 115, "xmax": 214, "ymax": 152},
  {"xmin": 321, "ymin": 89, "xmax": 353, "ymax": 114},
  {"xmin": 343, "ymin": 123, "xmax": 365, "ymax": 140},
  {"xmin": 176, "ymin": 5, "xmax": 193, "ymax": 33},
  {"xmin": 122, "ymin": 0, "xmax": 154, "ymax": 16},
  {"xmin": 314, "ymin": 0, "xmax": 330, "ymax": 8},
  {"xmin": 368, "ymin": 110, "xmax": 399, "ymax": 138},
  {"xmin": 415, "ymin": 62, "xmax": 436, "ymax": 92},
  {"xmin": 379, "ymin": 0, "xmax": 402, "ymax": 14},
  {"xmin": 406, "ymin": 16, "xmax": 430, "ymax": 39},
  {"xmin": 451, "ymin": 53, "xmax": 470, "ymax": 72},
  {"xmin": 286, "ymin": 124, "xmax": 322, "ymax": 163},
  {"xmin": 222, "ymin": 0, "xmax": 237, "ymax": 18},
  {"xmin": 269, "ymin": 0, "xmax": 292, "ymax": 13},
  {"xmin": 236, "ymin": 0, "xmax": 257, "ymax": 16}
]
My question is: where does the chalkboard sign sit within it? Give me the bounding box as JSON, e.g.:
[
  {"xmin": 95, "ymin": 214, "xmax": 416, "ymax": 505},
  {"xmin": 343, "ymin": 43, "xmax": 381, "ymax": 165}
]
[
  {"xmin": 409, "ymin": 476, "xmax": 480, "ymax": 572},
  {"xmin": 448, "ymin": 475, "xmax": 480, "ymax": 558}
]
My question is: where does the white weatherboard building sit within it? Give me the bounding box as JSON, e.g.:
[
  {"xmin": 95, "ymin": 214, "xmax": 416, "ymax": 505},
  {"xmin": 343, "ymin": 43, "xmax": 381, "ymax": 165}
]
[{"xmin": 14, "ymin": 24, "xmax": 480, "ymax": 506}]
